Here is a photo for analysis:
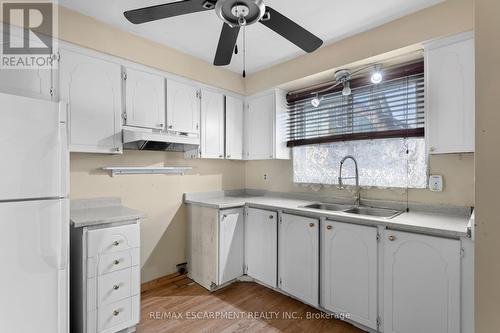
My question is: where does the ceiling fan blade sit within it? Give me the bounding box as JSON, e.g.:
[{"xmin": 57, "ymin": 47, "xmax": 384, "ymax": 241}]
[
  {"xmin": 260, "ymin": 7, "xmax": 323, "ymax": 53},
  {"xmin": 213, "ymin": 23, "xmax": 240, "ymax": 66},
  {"xmin": 124, "ymin": 0, "xmax": 216, "ymax": 24}
]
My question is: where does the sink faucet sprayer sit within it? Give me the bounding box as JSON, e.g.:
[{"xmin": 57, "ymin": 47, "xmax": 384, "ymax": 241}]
[{"xmin": 338, "ymin": 155, "xmax": 360, "ymax": 207}]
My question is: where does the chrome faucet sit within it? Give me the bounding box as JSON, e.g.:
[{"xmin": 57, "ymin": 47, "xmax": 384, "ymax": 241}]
[{"xmin": 338, "ymin": 155, "xmax": 361, "ymax": 207}]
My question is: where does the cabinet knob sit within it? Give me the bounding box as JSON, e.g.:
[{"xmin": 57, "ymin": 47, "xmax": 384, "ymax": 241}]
[
  {"xmin": 114, "ymin": 147, "xmax": 120, "ymax": 152},
  {"xmin": 388, "ymin": 235, "xmax": 396, "ymax": 241},
  {"xmin": 113, "ymin": 259, "xmax": 120, "ymax": 265},
  {"xmin": 113, "ymin": 284, "xmax": 120, "ymax": 290},
  {"xmin": 158, "ymin": 123, "xmax": 164, "ymax": 128},
  {"xmin": 227, "ymin": 155, "xmax": 231, "ymax": 158},
  {"xmin": 219, "ymin": 155, "xmax": 224, "ymax": 158},
  {"xmin": 326, "ymin": 225, "xmax": 333, "ymax": 230},
  {"xmin": 113, "ymin": 310, "xmax": 120, "ymax": 316},
  {"xmin": 309, "ymin": 223, "xmax": 315, "ymax": 228},
  {"xmin": 430, "ymin": 146, "xmax": 436, "ymax": 152},
  {"xmin": 113, "ymin": 240, "xmax": 120, "ymax": 247},
  {"xmin": 269, "ymin": 215, "xmax": 274, "ymax": 219},
  {"xmin": 168, "ymin": 125, "xmax": 173, "ymax": 129}
]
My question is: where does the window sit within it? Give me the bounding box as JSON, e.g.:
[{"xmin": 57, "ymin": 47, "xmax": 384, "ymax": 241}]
[{"xmin": 286, "ymin": 60, "xmax": 427, "ymax": 189}]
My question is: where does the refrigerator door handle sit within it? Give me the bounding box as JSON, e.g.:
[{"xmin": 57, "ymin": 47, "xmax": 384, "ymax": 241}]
[{"xmin": 58, "ymin": 199, "xmax": 69, "ymax": 270}]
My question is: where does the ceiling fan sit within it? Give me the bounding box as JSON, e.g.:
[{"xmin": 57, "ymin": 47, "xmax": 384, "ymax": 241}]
[{"xmin": 124, "ymin": 0, "xmax": 323, "ymax": 76}]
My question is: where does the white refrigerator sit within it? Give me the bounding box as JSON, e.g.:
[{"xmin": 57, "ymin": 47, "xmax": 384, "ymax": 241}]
[{"xmin": 0, "ymin": 93, "xmax": 69, "ymax": 333}]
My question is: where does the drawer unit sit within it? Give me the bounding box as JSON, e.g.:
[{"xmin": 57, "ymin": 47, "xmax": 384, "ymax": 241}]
[{"xmin": 71, "ymin": 218, "xmax": 142, "ymax": 333}]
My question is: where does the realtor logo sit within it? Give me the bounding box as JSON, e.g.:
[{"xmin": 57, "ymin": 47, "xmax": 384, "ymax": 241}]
[{"xmin": 1, "ymin": 1, "xmax": 58, "ymax": 69}]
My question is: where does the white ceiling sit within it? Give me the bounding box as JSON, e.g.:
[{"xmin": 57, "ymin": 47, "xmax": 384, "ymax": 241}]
[{"xmin": 60, "ymin": 0, "xmax": 444, "ymax": 74}]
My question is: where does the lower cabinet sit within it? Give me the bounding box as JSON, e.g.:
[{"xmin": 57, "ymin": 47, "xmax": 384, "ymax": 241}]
[
  {"xmin": 187, "ymin": 205, "xmax": 244, "ymax": 290},
  {"xmin": 383, "ymin": 230, "xmax": 461, "ymax": 333},
  {"xmin": 245, "ymin": 207, "xmax": 278, "ymax": 288},
  {"xmin": 279, "ymin": 213, "xmax": 319, "ymax": 307},
  {"xmin": 321, "ymin": 221, "xmax": 378, "ymax": 330}
]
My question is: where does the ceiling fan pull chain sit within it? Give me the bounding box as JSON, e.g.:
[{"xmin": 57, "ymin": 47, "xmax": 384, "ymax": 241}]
[{"xmin": 243, "ymin": 24, "xmax": 246, "ymax": 78}]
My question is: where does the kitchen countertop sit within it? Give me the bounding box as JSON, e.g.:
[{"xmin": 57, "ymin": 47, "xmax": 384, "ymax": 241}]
[
  {"xmin": 70, "ymin": 197, "xmax": 145, "ymax": 228},
  {"xmin": 184, "ymin": 190, "xmax": 472, "ymax": 238}
]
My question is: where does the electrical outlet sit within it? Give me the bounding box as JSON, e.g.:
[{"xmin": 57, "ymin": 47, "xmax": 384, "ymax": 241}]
[{"xmin": 429, "ymin": 175, "xmax": 443, "ymax": 192}]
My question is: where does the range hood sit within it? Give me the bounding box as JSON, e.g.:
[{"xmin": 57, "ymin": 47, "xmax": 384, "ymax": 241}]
[{"xmin": 123, "ymin": 127, "xmax": 199, "ymax": 152}]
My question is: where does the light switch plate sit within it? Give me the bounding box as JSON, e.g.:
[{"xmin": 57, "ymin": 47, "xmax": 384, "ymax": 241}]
[{"xmin": 429, "ymin": 175, "xmax": 443, "ymax": 192}]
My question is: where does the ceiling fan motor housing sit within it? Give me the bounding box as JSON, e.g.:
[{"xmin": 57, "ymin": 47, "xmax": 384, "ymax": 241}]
[{"xmin": 215, "ymin": 0, "xmax": 266, "ymax": 27}]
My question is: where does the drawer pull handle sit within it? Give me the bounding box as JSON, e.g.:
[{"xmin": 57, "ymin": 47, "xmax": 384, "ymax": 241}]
[
  {"xmin": 388, "ymin": 235, "xmax": 396, "ymax": 241},
  {"xmin": 113, "ymin": 260, "xmax": 120, "ymax": 265},
  {"xmin": 113, "ymin": 310, "xmax": 120, "ymax": 316},
  {"xmin": 113, "ymin": 284, "xmax": 120, "ymax": 290},
  {"xmin": 309, "ymin": 223, "xmax": 315, "ymax": 228},
  {"xmin": 326, "ymin": 225, "xmax": 332, "ymax": 230},
  {"xmin": 113, "ymin": 241, "xmax": 120, "ymax": 247}
]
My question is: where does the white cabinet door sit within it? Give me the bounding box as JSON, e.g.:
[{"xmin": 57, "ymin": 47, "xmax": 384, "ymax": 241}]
[
  {"xmin": 245, "ymin": 208, "xmax": 277, "ymax": 288},
  {"xmin": 426, "ymin": 33, "xmax": 474, "ymax": 153},
  {"xmin": 245, "ymin": 93, "xmax": 274, "ymax": 160},
  {"xmin": 278, "ymin": 213, "xmax": 319, "ymax": 306},
  {"xmin": 218, "ymin": 208, "xmax": 244, "ymax": 285},
  {"xmin": 60, "ymin": 48, "xmax": 122, "ymax": 154},
  {"xmin": 124, "ymin": 67, "xmax": 165, "ymax": 130},
  {"xmin": 321, "ymin": 221, "xmax": 378, "ymax": 330},
  {"xmin": 225, "ymin": 95, "xmax": 244, "ymax": 160},
  {"xmin": 166, "ymin": 79, "xmax": 199, "ymax": 134},
  {"xmin": 0, "ymin": 26, "xmax": 53, "ymax": 100},
  {"xmin": 200, "ymin": 89, "xmax": 225, "ymax": 159},
  {"xmin": 383, "ymin": 230, "xmax": 461, "ymax": 333}
]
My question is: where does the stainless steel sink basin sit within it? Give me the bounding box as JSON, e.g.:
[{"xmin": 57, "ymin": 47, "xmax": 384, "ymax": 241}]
[
  {"xmin": 302, "ymin": 203, "xmax": 353, "ymax": 211},
  {"xmin": 343, "ymin": 206, "xmax": 403, "ymax": 219},
  {"xmin": 302, "ymin": 202, "xmax": 403, "ymax": 219}
]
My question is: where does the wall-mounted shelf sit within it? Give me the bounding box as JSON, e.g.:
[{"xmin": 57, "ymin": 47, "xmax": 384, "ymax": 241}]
[{"xmin": 102, "ymin": 167, "xmax": 192, "ymax": 177}]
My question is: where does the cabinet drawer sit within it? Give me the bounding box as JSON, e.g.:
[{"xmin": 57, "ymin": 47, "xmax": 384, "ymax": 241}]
[
  {"xmin": 97, "ymin": 266, "xmax": 140, "ymax": 308},
  {"xmin": 87, "ymin": 223, "xmax": 139, "ymax": 257},
  {"xmin": 97, "ymin": 295, "xmax": 140, "ymax": 332}
]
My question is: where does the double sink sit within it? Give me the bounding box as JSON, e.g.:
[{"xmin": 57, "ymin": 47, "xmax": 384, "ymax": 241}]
[{"xmin": 302, "ymin": 202, "xmax": 403, "ymax": 219}]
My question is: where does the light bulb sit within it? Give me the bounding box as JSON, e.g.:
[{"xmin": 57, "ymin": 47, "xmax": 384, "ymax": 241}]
[
  {"xmin": 371, "ymin": 71, "xmax": 383, "ymax": 84},
  {"xmin": 311, "ymin": 97, "xmax": 321, "ymax": 107},
  {"xmin": 371, "ymin": 65, "xmax": 383, "ymax": 84},
  {"xmin": 342, "ymin": 81, "xmax": 351, "ymax": 96}
]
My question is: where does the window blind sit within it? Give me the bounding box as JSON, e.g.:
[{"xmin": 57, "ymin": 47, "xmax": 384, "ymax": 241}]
[{"xmin": 286, "ymin": 61, "xmax": 425, "ymax": 147}]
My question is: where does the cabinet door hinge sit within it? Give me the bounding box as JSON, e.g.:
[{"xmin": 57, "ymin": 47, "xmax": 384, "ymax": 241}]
[
  {"xmin": 279, "ymin": 277, "xmax": 282, "ymax": 286},
  {"xmin": 196, "ymin": 90, "xmax": 202, "ymax": 99},
  {"xmin": 244, "ymin": 264, "xmax": 248, "ymax": 274},
  {"xmin": 122, "ymin": 113, "xmax": 128, "ymax": 121},
  {"xmin": 122, "ymin": 72, "xmax": 127, "ymax": 81},
  {"xmin": 376, "ymin": 233, "xmax": 380, "ymax": 242},
  {"xmin": 460, "ymin": 247, "xmax": 465, "ymax": 258},
  {"xmin": 279, "ymin": 216, "xmax": 283, "ymax": 224},
  {"xmin": 377, "ymin": 316, "xmax": 381, "ymax": 329},
  {"xmin": 49, "ymin": 87, "xmax": 55, "ymax": 96}
]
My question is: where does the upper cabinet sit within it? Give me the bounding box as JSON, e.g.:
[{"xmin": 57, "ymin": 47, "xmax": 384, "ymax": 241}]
[
  {"xmin": 225, "ymin": 96, "xmax": 244, "ymax": 160},
  {"xmin": 60, "ymin": 47, "xmax": 122, "ymax": 154},
  {"xmin": 166, "ymin": 79, "xmax": 200, "ymax": 135},
  {"xmin": 0, "ymin": 28, "xmax": 53, "ymax": 100},
  {"xmin": 426, "ymin": 32, "xmax": 475, "ymax": 154},
  {"xmin": 245, "ymin": 89, "xmax": 290, "ymax": 160},
  {"xmin": 200, "ymin": 89, "xmax": 225, "ymax": 159},
  {"xmin": 123, "ymin": 67, "xmax": 165, "ymax": 130}
]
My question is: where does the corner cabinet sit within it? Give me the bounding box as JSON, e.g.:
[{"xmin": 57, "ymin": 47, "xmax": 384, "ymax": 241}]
[
  {"xmin": 123, "ymin": 67, "xmax": 165, "ymax": 130},
  {"xmin": 245, "ymin": 90, "xmax": 290, "ymax": 160},
  {"xmin": 279, "ymin": 213, "xmax": 319, "ymax": 307},
  {"xmin": 200, "ymin": 89, "xmax": 225, "ymax": 159},
  {"xmin": 60, "ymin": 47, "xmax": 123, "ymax": 154},
  {"xmin": 245, "ymin": 207, "xmax": 278, "ymax": 288},
  {"xmin": 321, "ymin": 221, "xmax": 378, "ymax": 330},
  {"xmin": 186, "ymin": 205, "xmax": 244, "ymax": 290},
  {"xmin": 426, "ymin": 31, "xmax": 475, "ymax": 154},
  {"xmin": 383, "ymin": 230, "xmax": 461, "ymax": 333},
  {"xmin": 166, "ymin": 79, "xmax": 200, "ymax": 135}
]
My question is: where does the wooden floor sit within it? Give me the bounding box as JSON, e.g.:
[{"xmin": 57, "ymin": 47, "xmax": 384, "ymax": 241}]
[{"xmin": 137, "ymin": 274, "xmax": 364, "ymax": 333}]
